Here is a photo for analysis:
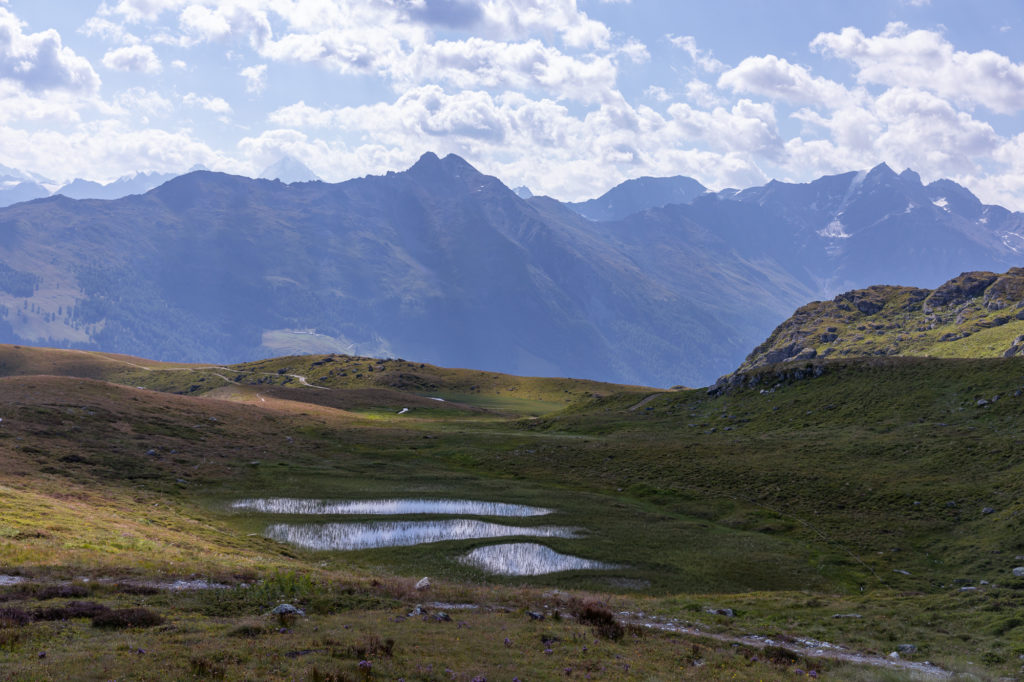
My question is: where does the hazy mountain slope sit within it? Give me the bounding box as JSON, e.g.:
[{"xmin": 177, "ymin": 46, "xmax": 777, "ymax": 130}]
[
  {"xmin": 567, "ymin": 174, "xmax": 707, "ymax": 221},
  {"xmin": 725, "ymin": 164, "xmax": 1020, "ymax": 293},
  {"xmin": 737, "ymin": 268, "xmax": 1024, "ymax": 371},
  {"xmin": 0, "ymin": 153, "xmax": 814, "ymax": 386}
]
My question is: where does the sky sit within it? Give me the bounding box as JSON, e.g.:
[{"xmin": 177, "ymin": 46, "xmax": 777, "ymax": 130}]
[{"xmin": 2, "ymin": 0, "xmax": 1024, "ymax": 207}]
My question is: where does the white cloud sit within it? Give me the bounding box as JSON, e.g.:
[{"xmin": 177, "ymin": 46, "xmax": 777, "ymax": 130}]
[
  {"xmin": 0, "ymin": 119, "xmax": 236, "ymax": 185},
  {"xmin": 115, "ymin": 86, "xmax": 173, "ymax": 118},
  {"xmin": 667, "ymin": 34, "xmax": 725, "ymax": 73},
  {"xmin": 264, "ymin": 87, "xmax": 778, "ymax": 198},
  {"xmin": 395, "ymin": 38, "xmax": 617, "ymax": 103},
  {"xmin": 183, "ymin": 92, "xmax": 231, "ymax": 114},
  {"xmin": 473, "ymin": 0, "xmax": 612, "ymax": 49},
  {"xmin": 644, "ymin": 85, "xmax": 669, "ymax": 102},
  {"xmin": 102, "ymin": 44, "xmax": 162, "ymax": 73},
  {"xmin": 685, "ymin": 79, "xmax": 724, "ymax": 109},
  {"xmin": 618, "ymin": 38, "xmax": 649, "ymax": 64},
  {"xmin": 718, "ymin": 55, "xmax": 854, "ymax": 107},
  {"xmin": 0, "ymin": 8, "xmax": 100, "ymax": 92},
  {"xmin": 812, "ymin": 23, "xmax": 1024, "ymax": 114},
  {"xmin": 240, "ymin": 63, "xmax": 266, "ymax": 93},
  {"xmin": 171, "ymin": 58, "xmax": 186, "ymax": 69}
]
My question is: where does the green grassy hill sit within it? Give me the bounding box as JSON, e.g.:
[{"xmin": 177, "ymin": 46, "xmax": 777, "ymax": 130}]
[
  {"xmin": 1, "ymin": 344, "xmax": 1023, "ymax": 678},
  {"xmin": 739, "ymin": 268, "xmax": 1024, "ymax": 372}
]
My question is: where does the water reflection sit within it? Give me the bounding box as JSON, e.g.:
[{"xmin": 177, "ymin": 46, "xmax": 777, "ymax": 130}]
[
  {"xmin": 232, "ymin": 498, "xmax": 552, "ymax": 517},
  {"xmin": 459, "ymin": 543, "xmax": 619, "ymax": 576},
  {"xmin": 265, "ymin": 520, "xmax": 577, "ymax": 550}
]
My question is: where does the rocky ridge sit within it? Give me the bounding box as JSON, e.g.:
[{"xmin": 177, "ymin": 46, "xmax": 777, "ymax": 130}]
[{"xmin": 737, "ymin": 268, "xmax": 1024, "ymax": 372}]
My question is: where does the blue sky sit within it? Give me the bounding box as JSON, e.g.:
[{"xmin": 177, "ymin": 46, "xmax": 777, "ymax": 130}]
[{"xmin": 2, "ymin": 0, "xmax": 1024, "ymax": 207}]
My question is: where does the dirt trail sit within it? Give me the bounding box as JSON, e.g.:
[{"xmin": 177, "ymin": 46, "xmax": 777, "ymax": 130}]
[
  {"xmin": 622, "ymin": 612, "xmax": 950, "ymax": 678},
  {"xmin": 627, "ymin": 393, "xmax": 660, "ymax": 411}
]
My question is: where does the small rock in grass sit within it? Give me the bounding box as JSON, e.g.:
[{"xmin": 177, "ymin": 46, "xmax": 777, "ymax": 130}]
[
  {"xmin": 1012, "ymin": 567, "xmax": 1024, "ymax": 578},
  {"xmin": 897, "ymin": 644, "xmax": 917, "ymax": 654},
  {"xmin": 271, "ymin": 604, "xmax": 304, "ymax": 616},
  {"xmin": 526, "ymin": 611, "xmax": 544, "ymax": 621},
  {"xmin": 983, "ymin": 507, "xmax": 995, "ymax": 514},
  {"xmin": 414, "ymin": 577, "xmax": 431, "ymax": 591}
]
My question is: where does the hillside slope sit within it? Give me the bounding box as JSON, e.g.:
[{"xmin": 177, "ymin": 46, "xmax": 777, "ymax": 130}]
[{"xmin": 2, "ymin": 344, "xmax": 1024, "ymax": 676}]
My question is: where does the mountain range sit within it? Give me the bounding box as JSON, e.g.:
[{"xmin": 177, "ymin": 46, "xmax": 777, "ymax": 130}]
[{"xmin": 0, "ymin": 153, "xmax": 1021, "ymax": 387}]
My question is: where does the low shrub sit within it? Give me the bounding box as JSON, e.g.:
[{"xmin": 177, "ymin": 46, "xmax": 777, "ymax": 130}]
[
  {"xmin": 0, "ymin": 607, "xmax": 31, "ymax": 628},
  {"xmin": 92, "ymin": 607, "xmax": 164, "ymax": 628},
  {"xmin": 36, "ymin": 584, "xmax": 89, "ymax": 600},
  {"xmin": 569, "ymin": 598, "xmax": 624, "ymax": 640},
  {"xmin": 34, "ymin": 601, "xmax": 109, "ymax": 621}
]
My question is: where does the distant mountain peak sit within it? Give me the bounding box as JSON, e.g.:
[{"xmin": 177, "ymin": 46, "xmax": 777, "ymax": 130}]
[
  {"xmin": 866, "ymin": 162, "xmax": 897, "ymax": 180},
  {"xmin": 568, "ymin": 174, "xmax": 708, "ymax": 221},
  {"xmin": 899, "ymin": 168, "xmax": 922, "ymax": 185},
  {"xmin": 259, "ymin": 155, "xmax": 319, "ymax": 183}
]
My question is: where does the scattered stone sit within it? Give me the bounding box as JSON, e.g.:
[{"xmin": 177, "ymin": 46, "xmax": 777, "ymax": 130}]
[
  {"xmin": 271, "ymin": 603, "xmax": 304, "ymax": 626},
  {"xmin": 893, "ymin": 569, "xmax": 911, "ymax": 576},
  {"xmin": 145, "ymin": 449, "xmax": 158, "ymax": 456},
  {"xmin": 432, "ymin": 611, "xmax": 452, "ymax": 622},
  {"xmin": 526, "ymin": 611, "xmax": 545, "ymax": 621},
  {"xmin": 945, "ymin": 501, "xmax": 958, "ymax": 508},
  {"xmin": 888, "ymin": 651, "xmax": 901, "ymax": 660},
  {"xmin": 408, "ymin": 605, "xmax": 427, "ymax": 617},
  {"xmin": 832, "ymin": 613, "xmax": 862, "ymax": 619},
  {"xmin": 1012, "ymin": 567, "xmax": 1024, "ymax": 578},
  {"xmin": 983, "ymin": 507, "xmax": 995, "ymax": 515},
  {"xmin": 897, "ymin": 644, "xmax": 918, "ymax": 654},
  {"xmin": 705, "ymin": 607, "xmax": 734, "ymax": 617},
  {"xmin": 414, "ymin": 577, "xmax": 431, "ymax": 591},
  {"xmin": 976, "ymin": 399, "xmax": 989, "ymax": 407}
]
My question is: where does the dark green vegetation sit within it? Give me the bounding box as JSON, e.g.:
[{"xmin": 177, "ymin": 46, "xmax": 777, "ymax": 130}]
[
  {"xmin": 741, "ymin": 268, "xmax": 1024, "ymax": 371},
  {"xmin": 1, "ymin": 344, "xmax": 1024, "ymax": 678},
  {"xmin": 4, "ymin": 155, "xmax": 1024, "ymax": 387}
]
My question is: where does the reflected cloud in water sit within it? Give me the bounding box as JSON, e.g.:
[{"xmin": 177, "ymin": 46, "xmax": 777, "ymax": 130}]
[
  {"xmin": 459, "ymin": 543, "xmax": 620, "ymax": 575},
  {"xmin": 265, "ymin": 520, "xmax": 577, "ymax": 550},
  {"xmin": 232, "ymin": 498, "xmax": 552, "ymax": 517}
]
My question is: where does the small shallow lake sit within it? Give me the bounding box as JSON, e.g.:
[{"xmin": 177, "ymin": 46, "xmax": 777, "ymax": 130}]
[
  {"xmin": 459, "ymin": 543, "xmax": 620, "ymax": 576},
  {"xmin": 264, "ymin": 520, "xmax": 578, "ymax": 550},
  {"xmin": 232, "ymin": 498, "xmax": 552, "ymax": 517}
]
